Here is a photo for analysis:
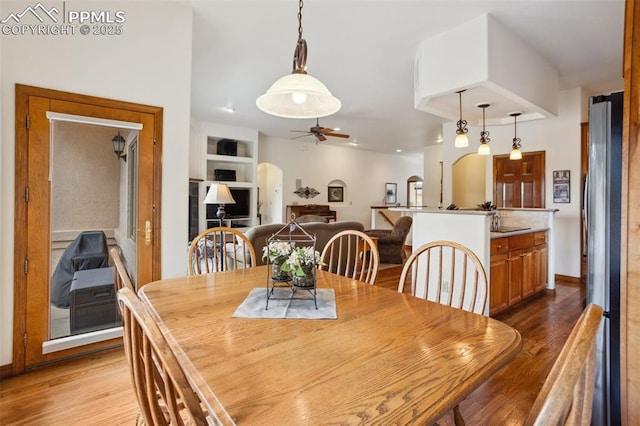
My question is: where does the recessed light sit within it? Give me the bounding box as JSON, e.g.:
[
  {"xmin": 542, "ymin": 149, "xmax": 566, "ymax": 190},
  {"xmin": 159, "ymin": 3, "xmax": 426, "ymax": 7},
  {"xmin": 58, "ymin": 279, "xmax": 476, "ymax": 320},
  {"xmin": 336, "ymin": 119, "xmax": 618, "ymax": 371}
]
[
  {"xmin": 223, "ymin": 106, "xmax": 236, "ymax": 113},
  {"xmin": 396, "ymin": 149, "xmax": 402, "ymax": 153},
  {"xmin": 436, "ymin": 136, "xmax": 443, "ymax": 144}
]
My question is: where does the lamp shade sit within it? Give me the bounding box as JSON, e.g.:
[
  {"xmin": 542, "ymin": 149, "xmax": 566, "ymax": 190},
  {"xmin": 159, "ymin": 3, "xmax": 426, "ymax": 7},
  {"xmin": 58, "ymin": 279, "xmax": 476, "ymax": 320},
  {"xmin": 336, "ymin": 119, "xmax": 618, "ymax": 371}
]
[
  {"xmin": 256, "ymin": 73, "xmax": 342, "ymax": 119},
  {"xmin": 203, "ymin": 183, "xmax": 236, "ymax": 205},
  {"xmin": 454, "ymin": 133, "xmax": 469, "ymax": 148},
  {"xmin": 477, "ymin": 142, "xmax": 491, "ymax": 155},
  {"xmin": 509, "ymin": 148, "xmax": 522, "ymax": 160}
]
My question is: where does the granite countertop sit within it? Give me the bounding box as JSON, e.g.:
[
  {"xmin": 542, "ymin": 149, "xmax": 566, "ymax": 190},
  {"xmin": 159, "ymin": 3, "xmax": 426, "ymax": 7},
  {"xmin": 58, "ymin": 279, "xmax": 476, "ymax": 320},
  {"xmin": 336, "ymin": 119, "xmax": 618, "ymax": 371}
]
[{"xmin": 490, "ymin": 226, "xmax": 549, "ymax": 239}]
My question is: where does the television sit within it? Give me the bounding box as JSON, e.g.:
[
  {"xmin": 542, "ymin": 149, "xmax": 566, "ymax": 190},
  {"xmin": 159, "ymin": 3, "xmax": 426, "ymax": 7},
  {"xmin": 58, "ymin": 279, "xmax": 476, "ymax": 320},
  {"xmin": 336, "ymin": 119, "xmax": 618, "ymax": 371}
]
[{"xmin": 206, "ymin": 187, "xmax": 250, "ymax": 219}]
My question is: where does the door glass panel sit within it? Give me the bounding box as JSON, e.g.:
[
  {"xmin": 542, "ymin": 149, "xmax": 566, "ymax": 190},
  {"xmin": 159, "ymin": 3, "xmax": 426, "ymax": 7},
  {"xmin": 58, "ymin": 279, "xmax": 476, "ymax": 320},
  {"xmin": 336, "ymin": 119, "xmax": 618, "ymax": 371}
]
[{"xmin": 49, "ymin": 120, "xmax": 138, "ymax": 339}]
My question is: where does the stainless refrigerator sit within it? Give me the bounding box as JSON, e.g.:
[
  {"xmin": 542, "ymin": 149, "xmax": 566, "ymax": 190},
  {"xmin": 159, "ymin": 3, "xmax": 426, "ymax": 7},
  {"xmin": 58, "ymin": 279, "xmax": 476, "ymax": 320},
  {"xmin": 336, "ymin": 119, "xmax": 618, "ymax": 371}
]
[{"xmin": 586, "ymin": 91, "xmax": 622, "ymax": 426}]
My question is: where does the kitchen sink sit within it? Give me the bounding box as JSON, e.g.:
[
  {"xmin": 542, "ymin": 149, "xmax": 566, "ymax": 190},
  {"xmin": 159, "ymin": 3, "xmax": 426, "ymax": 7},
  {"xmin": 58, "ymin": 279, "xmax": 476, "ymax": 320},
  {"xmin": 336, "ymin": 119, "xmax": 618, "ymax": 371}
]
[{"xmin": 494, "ymin": 226, "xmax": 531, "ymax": 233}]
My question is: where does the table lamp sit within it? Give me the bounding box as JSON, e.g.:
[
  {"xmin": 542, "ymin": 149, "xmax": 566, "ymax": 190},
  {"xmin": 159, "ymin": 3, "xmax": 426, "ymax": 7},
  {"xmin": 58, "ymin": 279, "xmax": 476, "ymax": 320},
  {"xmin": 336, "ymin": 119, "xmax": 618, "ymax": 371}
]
[{"xmin": 203, "ymin": 183, "xmax": 236, "ymax": 226}]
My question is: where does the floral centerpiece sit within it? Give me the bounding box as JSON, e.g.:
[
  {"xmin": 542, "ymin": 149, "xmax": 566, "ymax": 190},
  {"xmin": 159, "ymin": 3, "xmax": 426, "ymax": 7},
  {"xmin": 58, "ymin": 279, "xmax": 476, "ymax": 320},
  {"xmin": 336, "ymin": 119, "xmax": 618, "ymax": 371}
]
[
  {"xmin": 262, "ymin": 241, "xmax": 293, "ymax": 282},
  {"xmin": 281, "ymin": 246, "xmax": 323, "ymax": 288}
]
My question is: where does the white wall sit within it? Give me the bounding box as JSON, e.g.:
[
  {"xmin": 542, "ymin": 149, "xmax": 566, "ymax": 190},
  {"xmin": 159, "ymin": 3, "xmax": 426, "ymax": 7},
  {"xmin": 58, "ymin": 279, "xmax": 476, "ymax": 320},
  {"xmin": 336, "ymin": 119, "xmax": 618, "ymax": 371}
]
[
  {"xmin": 258, "ymin": 136, "xmax": 423, "ymax": 226},
  {"xmin": 0, "ymin": 1, "xmax": 193, "ymax": 365},
  {"xmin": 435, "ymin": 87, "xmax": 585, "ymax": 278}
]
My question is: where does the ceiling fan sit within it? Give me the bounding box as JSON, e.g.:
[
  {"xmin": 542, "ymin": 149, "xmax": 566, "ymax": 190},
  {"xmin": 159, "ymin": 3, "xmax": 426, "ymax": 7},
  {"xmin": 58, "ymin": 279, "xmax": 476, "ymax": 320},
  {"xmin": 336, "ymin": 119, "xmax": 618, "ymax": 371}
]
[{"xmin": 291, "ymin": 118, "xmax": 350, "ymax": 142}]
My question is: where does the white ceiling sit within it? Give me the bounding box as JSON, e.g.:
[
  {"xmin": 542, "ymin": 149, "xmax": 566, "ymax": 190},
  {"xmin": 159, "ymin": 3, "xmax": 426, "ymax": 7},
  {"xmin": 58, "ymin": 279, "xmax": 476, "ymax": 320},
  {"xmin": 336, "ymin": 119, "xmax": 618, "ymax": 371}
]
[{"xmin": 189, "ymin": 0, "xmax": 624, "ymax": 155}]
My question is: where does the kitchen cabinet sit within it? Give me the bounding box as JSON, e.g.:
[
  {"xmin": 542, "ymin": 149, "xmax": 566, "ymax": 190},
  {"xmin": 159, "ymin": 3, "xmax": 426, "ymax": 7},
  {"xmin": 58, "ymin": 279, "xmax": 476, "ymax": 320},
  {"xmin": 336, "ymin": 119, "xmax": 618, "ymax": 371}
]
[
  {"xmin": 489, "ymin": 239, "xmax": 509, "ymax": 315},
  {"xmin": 490, "ymin": 231, "xmax": 547, "ymax": 316}
]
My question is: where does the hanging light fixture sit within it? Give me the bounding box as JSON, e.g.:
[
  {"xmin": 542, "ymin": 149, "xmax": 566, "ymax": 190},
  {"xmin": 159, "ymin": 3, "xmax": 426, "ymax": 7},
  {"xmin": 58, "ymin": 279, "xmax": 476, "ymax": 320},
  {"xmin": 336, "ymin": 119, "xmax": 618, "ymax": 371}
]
[
  {"xmin": 112, "ymin": 131, "xmax": 126, "ymax": 161},
  {"xmin": 509, "ymin": 112, "xmax": 523, "ymax": 160},
  {"xmin": 454, "ymin": 90, "xmax": 469, "ymax": 148},
  {"xmin": 256, "ymin": 0, "xmax": 341, "ymax": 119},
  {"xmin": 477, "ymin": 103, "xmax": 491, "ymax": 155}
]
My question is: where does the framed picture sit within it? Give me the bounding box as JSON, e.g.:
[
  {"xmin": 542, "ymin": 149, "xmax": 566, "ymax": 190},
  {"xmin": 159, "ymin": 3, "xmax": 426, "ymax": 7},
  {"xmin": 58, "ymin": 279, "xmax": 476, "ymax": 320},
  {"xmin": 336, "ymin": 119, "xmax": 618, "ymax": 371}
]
[
  {"xmin": 327, "ymin": 186, "xmax": 344, "ymax": 203},
  {"xmin": 385, "ymin": 182, "xmax": 397, "ymax": 204},
  {"xmin": 553, "ymin": 170, "xmax": 570, "ymax": 203}
]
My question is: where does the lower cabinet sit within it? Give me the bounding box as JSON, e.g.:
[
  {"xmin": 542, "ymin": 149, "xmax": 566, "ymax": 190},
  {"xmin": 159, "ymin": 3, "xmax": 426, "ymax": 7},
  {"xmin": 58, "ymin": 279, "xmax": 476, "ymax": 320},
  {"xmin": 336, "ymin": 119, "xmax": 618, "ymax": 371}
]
[{"xmin": 490, "ymin": 231, "xmax": 548, "ymax": 316}]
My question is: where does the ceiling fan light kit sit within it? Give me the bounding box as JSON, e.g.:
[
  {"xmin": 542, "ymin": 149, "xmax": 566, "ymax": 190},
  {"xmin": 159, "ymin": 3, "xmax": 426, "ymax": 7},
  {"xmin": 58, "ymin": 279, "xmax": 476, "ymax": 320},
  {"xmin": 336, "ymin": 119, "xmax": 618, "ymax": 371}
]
[
  {"xmin": 256, "ymin": 0, "xmax": 341, "ymax": 119},
  {"xmin": 454, "ymin": 89, "xmax": 469, "ymax": 148}
]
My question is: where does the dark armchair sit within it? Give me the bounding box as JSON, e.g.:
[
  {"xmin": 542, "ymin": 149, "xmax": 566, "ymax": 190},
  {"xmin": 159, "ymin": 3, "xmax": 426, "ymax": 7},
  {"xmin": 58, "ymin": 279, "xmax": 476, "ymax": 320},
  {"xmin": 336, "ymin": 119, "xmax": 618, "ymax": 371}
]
[{"xmin": 364, "ymin": 216, "xmax": 413, "ymax": 264}]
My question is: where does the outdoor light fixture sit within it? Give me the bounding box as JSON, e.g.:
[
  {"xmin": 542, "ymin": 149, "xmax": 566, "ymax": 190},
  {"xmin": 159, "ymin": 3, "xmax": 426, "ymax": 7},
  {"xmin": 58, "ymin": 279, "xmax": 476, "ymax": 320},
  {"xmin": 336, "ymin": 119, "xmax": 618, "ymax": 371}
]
[
  {"xmin": 509, "ymin": 112, "xmax": 523, "ymax": 160},
  {"xmin": 256, "ymin": 0, "xmax": 341, "ymax": 119},
  {"xmin": 454, "ymin": 90, "xmax": 469, "ymax": 148},
  {"xmin": 477, "ymin": 103, "xmax": 491, "ymax": 156},
  {"xmin": 203, "ymin": 183, "xmax": 236, "ymax": 226},
  {"xmin": 112, "ymin": 131, "xmax": 126, "ymax": 161}
]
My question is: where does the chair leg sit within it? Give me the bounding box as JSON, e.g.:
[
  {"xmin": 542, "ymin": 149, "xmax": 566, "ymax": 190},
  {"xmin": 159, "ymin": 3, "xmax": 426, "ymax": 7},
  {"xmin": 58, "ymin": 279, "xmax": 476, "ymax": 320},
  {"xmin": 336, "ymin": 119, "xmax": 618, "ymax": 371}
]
[{"xmin": 453, "ymin": 404, "xmax": 465, "ymax": 426}]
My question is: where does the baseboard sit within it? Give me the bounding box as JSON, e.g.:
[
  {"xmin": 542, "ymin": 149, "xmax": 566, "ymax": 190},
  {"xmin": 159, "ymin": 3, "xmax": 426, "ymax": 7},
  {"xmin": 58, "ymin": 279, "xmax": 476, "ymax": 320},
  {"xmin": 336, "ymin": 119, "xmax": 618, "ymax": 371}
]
[
  {"xmin": 1, "ymin": 363, "xmax": 13, "ymax": 379},
  {"xmin": 555, "ymin": 274, "xmax": 583, "ymax": 286}
]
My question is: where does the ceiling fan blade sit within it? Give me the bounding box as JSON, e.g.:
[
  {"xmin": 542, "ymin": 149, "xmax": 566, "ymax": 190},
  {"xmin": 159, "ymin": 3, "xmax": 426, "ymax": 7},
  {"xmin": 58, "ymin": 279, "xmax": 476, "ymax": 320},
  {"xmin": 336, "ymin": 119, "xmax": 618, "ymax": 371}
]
[
  {"xmin": 317, "ymin": 134, "xmax": 327, "ymax": 142},
  {"xmin": 324, "ymin": 132, "xmax": 350, "ymax": 138},
  {"xmin": 292, "ymin": 133, "xmax": 312, "ymax": 140}
]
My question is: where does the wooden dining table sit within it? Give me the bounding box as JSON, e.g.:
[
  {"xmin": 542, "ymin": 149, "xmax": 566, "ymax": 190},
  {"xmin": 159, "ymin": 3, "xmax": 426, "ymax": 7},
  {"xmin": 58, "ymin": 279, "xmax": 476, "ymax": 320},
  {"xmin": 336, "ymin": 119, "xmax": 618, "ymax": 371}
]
[{"xmin": 138, "ymin": 265, "xmax": 522, "ymax": 425}]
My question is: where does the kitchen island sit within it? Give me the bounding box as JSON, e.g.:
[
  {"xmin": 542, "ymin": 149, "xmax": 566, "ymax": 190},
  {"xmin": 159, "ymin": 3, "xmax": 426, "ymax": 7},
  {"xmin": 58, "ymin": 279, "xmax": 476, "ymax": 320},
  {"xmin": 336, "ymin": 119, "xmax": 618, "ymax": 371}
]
[{"xmin": 391, "ymin": 207, "xmax": 558, "ymax": 316}]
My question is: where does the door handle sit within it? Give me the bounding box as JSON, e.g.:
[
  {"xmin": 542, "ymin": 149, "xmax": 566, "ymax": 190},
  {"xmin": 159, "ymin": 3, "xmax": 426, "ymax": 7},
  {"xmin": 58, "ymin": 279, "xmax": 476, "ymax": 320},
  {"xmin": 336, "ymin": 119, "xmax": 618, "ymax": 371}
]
[{"xmin": 145, "ymin": 220, "xmax": 152, "ymax": 246}]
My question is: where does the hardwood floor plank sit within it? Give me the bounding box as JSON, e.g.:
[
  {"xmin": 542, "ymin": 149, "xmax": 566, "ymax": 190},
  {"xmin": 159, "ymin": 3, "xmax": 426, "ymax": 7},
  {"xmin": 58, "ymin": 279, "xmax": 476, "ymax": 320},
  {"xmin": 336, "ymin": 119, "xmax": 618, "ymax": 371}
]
[{"xmin": 0, "ymin": 278, "xmax": 585, "ymax": 425}]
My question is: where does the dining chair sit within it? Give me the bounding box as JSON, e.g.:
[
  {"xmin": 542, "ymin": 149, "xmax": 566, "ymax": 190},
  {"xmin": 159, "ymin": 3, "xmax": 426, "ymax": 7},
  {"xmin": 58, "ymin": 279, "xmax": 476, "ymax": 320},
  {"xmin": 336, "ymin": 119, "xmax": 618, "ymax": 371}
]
[
  {"xmin": 188, "ymin": 227, "xmax": 257, "ymax": 275},
  {"xmin": 110, "ymin": 247, "xmax": 135, "ymax": 293},
  {"xmin": 398, "ymin": 240, "xmax": 488, "ymax": 426},
  {"xmin": 398, "ymin": 240, "xmax": 488, "ymax": 315},
  {"xmin": 525, "ymin": 303, "xmax": 603, "ymax": 425},
  {"xmin": 117, "ymin": 287, "xmax": 235, "ymax": 425},
  {"xmin": 320, "ymin": 230, "xmax": 380, "ymax": 285}
]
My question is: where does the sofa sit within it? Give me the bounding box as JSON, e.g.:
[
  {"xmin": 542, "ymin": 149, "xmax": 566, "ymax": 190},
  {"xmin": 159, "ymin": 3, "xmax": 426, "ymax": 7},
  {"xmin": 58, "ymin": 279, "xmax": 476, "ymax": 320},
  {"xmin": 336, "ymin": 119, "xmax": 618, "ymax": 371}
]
[{"xmin": 231, "ymin": 220, "xmax": 365, "ymax": 267}]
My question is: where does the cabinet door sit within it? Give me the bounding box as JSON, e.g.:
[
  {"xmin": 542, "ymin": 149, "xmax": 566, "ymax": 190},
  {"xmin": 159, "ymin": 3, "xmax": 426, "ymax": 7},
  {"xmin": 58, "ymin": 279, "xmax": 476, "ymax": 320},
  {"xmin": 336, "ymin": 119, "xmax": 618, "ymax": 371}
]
[
  {"xmin": 534, "ymin": 243, "xmax": 549, "ymax": 292},
  {"xmin": 490, "ymin": 253, "xmax": 510, "ymax": 316},
  {"xmin": 508, "ymin": 249, "xmax": 523, "ymax": 305},
  {"xmin": 521, "ymin": 246, "xmax": 536, "ymax": 299},
  {"xmin": 493, "ymin": 152, "xmax": 545, "ymax": 208}
]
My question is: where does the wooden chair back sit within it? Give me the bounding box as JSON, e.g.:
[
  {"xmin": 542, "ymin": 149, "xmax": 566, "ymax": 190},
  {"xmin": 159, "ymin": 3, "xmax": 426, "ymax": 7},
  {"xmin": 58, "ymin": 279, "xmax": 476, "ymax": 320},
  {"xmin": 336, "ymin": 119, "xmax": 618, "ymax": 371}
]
[
  {"xmin": 321, "ymin": 230, "xmax": 380, "ymax": 285},
  {"xmin": 398, "ymin": 240, "xmax": 488, "ymax": 314},
  {"xmin": 187, "ymin": 227, "xmax": 257, "ymax": 275},
  {"xmin": 110, "ymin": 247, "xmax": 135, "ymax": 293},
  {"xmin": 525, "ymin": 303, "xmax": 604, "ymax": 425},
  {"xmin": 117, "ymin": 287, "xmax": 234, "ymax": 425}
]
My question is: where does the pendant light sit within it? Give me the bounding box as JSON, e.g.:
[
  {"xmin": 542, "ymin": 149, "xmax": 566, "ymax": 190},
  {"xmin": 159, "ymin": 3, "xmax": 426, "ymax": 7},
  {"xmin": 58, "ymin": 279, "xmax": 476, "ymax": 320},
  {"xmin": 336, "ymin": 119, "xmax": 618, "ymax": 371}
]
[
  {"xmin": 256, "ymin": 0, "xmax": 341, "ymax": 119},
  {"xmin": 477, "ymin": 103, "xmax": 491, "ymax": 156},
  {"xmin": 454, "ymin": 90, "xmax": 469, "ymax": 148},
  {"xmin": 509, "ymin": 112, "xmax": 523, "ymax": 160}
]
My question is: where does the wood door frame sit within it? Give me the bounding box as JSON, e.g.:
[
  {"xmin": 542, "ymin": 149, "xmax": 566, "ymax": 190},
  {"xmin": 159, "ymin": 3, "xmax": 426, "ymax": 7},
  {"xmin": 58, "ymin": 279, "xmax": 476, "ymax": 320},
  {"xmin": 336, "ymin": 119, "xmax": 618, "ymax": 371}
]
[{"xmin": 12, "ymin": 84, "xmax": 162, "ymax": 374}]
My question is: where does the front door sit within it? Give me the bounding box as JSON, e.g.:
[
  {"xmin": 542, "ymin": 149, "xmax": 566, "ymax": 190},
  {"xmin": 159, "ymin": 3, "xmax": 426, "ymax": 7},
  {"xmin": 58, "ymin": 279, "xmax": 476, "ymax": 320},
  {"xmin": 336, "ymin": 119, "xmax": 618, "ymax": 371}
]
[{"xmin": 13, "ymin": 85, "xmax": 162, "ymax": 372}]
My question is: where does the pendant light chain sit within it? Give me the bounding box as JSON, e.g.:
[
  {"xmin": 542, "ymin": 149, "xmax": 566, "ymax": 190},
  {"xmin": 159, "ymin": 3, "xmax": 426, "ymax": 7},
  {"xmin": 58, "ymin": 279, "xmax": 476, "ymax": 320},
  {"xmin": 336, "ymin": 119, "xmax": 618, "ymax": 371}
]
[{"xmin": 297, "ymin": 0, "xmax": 304, "ymax": 41}]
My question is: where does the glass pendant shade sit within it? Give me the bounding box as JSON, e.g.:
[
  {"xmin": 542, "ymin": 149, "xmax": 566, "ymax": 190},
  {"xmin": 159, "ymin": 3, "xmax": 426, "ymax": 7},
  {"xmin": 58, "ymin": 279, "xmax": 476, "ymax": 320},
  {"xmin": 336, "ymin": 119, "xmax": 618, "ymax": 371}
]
[
  {"xmin": 510, "ymin": 147, "xmax": 522, "ymax": 160},
  {"xmin": 455, "ymin": 133, "xmax": 469, "ymax": 148},
  {"xmin": 478, "ymin": 142, "xmax": 491, "ymax": 155},
  {"xmin": 256, "ymin": 73, "xmax": 341, "ymax": 119}
]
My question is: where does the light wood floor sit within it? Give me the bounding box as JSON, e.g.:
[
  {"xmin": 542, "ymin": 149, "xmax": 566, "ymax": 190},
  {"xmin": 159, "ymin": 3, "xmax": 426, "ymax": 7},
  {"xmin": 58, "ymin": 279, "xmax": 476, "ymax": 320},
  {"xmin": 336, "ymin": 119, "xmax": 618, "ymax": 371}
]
[{"xmin": 0, "ymin": 276, "xmax": 584, "ymax": 425}]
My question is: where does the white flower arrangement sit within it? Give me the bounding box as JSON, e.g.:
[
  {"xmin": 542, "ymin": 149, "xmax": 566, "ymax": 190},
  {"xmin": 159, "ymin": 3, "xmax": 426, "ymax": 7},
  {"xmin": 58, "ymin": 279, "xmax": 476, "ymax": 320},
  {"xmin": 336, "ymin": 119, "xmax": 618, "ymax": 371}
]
[
  {"xmin": 282, "ymin": 246, "xmax": 323, "ymax": 277},
  {"xmin": 262, "ymin": 241, "xmax": 293, "ymax": 262}
]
